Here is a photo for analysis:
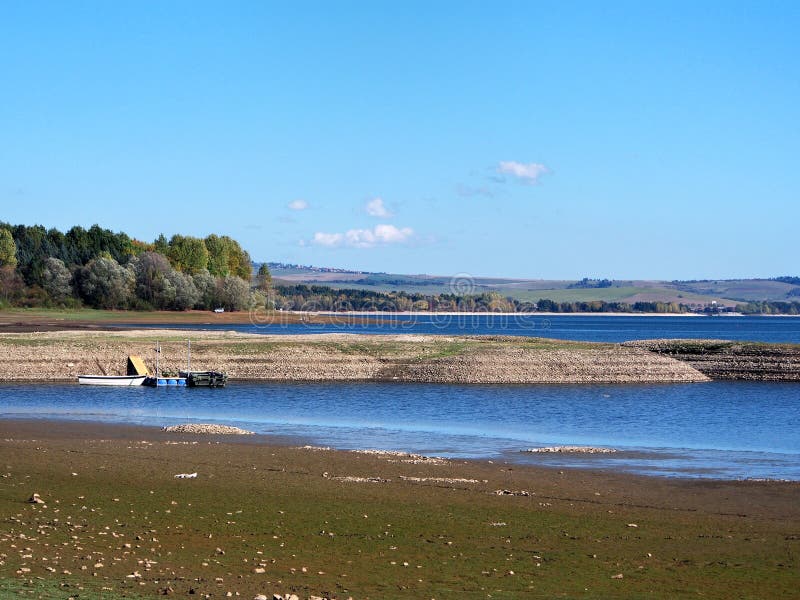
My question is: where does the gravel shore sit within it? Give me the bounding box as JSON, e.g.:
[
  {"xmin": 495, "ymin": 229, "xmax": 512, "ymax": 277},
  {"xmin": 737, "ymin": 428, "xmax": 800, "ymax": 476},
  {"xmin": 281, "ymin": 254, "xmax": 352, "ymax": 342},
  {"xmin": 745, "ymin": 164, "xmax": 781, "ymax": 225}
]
[{"xmin": 0, "ymin": 329, "xmax": 709, "ymax": 383}]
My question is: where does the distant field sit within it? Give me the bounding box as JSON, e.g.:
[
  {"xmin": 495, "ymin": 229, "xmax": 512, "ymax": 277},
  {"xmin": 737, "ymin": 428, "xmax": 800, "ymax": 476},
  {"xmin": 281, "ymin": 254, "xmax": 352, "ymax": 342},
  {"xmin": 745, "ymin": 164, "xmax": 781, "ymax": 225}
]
[
  {"xmin": 674, "ymin": 279, "xmax": 800, "ymax": 302},
  {"xmin": 271, "ymin": 270, "xmax": 732, "ymax": 305},
  {"xmin": 270, "ymin": 265, "xmax": 800, "ymax": 306}
]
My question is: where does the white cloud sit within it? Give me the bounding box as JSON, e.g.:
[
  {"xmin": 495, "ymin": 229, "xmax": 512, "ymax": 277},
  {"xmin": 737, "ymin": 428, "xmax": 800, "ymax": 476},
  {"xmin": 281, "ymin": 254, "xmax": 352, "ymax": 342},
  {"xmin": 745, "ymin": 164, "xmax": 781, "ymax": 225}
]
[
  {"xmin": 365, "ymin": 197, "xmax": 393, "ymax": 218},
  {"xmin": 311, "ymin": 224, "xmax": 414, "ymax": 248},
  {"xmin": 312, "ymin": 231, "xmax": 344, "ymax": 246},
  {"xmin": 497, "ymin": 161, "xmax": 549, "ymax": 184},
  {"xmin": 288, "ymin": 199, "xmax": 309, "ymax": 211}
]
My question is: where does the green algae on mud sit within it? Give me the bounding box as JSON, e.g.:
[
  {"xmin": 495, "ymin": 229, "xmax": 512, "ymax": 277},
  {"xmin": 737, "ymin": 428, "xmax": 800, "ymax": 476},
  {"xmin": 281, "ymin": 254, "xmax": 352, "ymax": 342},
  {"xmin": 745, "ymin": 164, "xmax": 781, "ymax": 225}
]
[{"xmin": 0, "ymin": 421, "xmax": 798, "ymax": 599}]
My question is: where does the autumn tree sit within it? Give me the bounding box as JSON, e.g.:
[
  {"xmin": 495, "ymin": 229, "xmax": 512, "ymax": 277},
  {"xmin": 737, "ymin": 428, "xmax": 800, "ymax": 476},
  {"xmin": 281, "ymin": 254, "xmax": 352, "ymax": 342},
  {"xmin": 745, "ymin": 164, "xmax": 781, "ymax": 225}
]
[
  {"xmin": 205, "ymin": 235, "xmax": 252, "ymax": 280},
  {"xmin": 0, "ymin": 228, "xmax": 17, "ymax": 268}
]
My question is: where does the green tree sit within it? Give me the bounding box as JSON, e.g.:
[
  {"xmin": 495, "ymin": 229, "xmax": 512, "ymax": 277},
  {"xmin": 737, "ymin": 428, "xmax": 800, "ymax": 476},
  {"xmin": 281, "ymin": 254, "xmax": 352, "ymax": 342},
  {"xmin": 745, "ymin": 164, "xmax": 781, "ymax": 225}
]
[
  {"xmin": 192, "ymin": 269, "xmax": 217, "ymax": 310},
  {"xmin": 130, "ymin": 252, "xmax": 173, "ymax": 308},
  {"xmin": 216, "ymin": 275, "xmax": 250, "ymax": 311},
  {"xmin": 153, "ymin": 234, "xmax": 169, "ymax": 255},
  {"xmin": 255, "ymin": 263, "xmax": 272, "ymax": 291},
  {"xmin": 228, "ymin": 244, "xmax": 252, "ymax": 280},
  {"xmin": 0, "ymin": 228, "xmax": 17, "ymax": 269},
  {"xmin": 164, "ymin": 269, "xmax": 199, "ymax": 310},
  {"xmin": 41, "ymin": 257, "xmax": 73, "ymax": 303},
  {"xmin": 204, "ymin": 234, "xmax": 231, "ymax": 277},
  {"xmin": 75, "ymin": 257, "xmax": 134, "ymax": 309},
  {"xmin": 168, "ymin": 235, "xmax": 209, "ymax": 275},
  {"xmin": 205, "ymin": 235, "xmax": 251, "ymax": 280}
]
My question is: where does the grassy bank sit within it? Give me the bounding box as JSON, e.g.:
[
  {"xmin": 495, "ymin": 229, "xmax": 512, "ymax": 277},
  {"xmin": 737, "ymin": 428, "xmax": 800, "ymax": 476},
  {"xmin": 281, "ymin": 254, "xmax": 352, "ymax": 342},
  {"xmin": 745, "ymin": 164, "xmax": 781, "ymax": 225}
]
[
  {"xmin": 0, "ymin": 421, "xmax": 797, "ymax": 599},
  {"xmin": 0, "ymin": 308, "xmax": 351, "ymax": 330}
]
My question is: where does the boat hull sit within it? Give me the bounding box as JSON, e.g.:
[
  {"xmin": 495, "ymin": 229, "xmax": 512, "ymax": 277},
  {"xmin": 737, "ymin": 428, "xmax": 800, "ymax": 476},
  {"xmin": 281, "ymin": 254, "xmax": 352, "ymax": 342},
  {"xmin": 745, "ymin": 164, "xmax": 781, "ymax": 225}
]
[{"xmin": 77, "ymin": 375, "xmax": 147, "ymax": 386}]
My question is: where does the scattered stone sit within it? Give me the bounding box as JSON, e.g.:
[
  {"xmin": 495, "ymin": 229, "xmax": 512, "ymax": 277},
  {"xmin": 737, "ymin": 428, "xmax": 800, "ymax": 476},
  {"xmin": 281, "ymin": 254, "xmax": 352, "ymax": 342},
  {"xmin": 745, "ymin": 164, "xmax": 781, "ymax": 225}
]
[
  {"xmin": 399, "ymin": 476, "xmax": 484, "ymax": 484},
  {"xmin": 351, "ymin": 449, "xmax": 449, "ymax": 464},
  {"xmin": 493, "ymin": 489, "xmax": 531, "ymax": 497},
  {"xmin": 163, "ymin": 424, "xmax": 255, "ymax": 435},
  {"xmin": 522, "ymin": 446, "xmax": 617, "ymax": 454},
  {"xmin": 324, "ymin": 474, "xmax": 390, "ymax": 483}
]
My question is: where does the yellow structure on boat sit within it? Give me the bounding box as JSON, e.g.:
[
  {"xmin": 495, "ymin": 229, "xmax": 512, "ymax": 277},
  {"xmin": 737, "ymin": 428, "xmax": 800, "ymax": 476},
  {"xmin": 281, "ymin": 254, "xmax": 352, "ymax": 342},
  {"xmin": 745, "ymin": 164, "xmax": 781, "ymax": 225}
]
[{"xmin": 127, "ymin": 355, "xmax": 150, "ymax": 377}]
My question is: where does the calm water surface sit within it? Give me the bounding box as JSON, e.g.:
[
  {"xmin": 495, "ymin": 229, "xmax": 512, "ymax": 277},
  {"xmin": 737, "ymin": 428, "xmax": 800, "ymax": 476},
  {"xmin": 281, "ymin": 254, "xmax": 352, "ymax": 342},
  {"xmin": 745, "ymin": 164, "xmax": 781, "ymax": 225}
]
[
  {"xmin": 2, "ymin": 381, "xmax": 798, "ymax": 480},
  {"xmin": 119, "ymin": 314, "xmax": 800, "ymax": 343}
]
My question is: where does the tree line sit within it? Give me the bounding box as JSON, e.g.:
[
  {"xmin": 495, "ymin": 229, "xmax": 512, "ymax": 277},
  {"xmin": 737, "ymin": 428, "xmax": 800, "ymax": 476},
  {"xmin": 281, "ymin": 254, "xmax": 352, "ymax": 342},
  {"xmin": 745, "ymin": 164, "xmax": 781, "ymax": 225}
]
[
  {"xmin": 3, "ymin": 222, "xmax": 798, "ymax": 314},
  {"xmin": 0, "ymin": 222, "xmax": 271, "ymax": 311},
  {"xmin": 270, "ymin": 285, "xmax": 700, "ymax": 314},
  {"xmin": 735, "ymin": 301, "xmax": 800, "ymax": 315}
]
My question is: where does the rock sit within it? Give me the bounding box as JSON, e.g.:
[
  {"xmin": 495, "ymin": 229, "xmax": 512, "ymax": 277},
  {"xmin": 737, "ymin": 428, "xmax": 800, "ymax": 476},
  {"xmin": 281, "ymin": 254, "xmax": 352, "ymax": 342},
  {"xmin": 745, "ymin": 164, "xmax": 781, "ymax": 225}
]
[
  {"xmin": 164, "ymin": 424, "xmax": 255, "ymax": 435},
  {"xmin": 611, "ymin": 573, "xmax": 624, "ymax": 579},
  {"xmin": 28, "ymin": 493, "xmax": 44, "ymax": 504}
]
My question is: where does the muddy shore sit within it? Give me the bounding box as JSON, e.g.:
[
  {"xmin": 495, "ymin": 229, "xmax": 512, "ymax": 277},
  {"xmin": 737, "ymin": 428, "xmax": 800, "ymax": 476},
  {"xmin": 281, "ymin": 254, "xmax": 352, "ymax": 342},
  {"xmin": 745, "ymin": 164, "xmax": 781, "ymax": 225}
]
[{"xmin": 0, "ymin": 419, "xmax": 798, "ymax": 599}]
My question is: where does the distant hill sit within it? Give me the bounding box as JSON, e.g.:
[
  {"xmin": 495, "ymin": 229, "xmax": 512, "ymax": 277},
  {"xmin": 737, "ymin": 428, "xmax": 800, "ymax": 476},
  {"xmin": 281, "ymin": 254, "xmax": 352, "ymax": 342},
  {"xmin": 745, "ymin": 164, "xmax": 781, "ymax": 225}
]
[{"xmin": 264, "ymin": 263, "xmax": 800, "ymax": 307}]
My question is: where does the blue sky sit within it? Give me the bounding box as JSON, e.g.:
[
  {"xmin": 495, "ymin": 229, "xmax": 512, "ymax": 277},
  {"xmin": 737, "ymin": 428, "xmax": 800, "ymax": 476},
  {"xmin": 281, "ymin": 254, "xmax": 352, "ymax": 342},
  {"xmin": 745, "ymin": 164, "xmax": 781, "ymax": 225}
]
[{"xmin": 1, "ymin": 1, "xmax": 798, "ymax": 279}]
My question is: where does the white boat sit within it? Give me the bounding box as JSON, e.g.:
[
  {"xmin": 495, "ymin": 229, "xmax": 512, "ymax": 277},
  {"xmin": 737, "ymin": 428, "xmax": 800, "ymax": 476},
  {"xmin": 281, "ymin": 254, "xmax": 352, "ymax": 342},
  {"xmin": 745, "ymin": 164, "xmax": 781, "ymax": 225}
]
[{"xmin": 77, "ymin": 375, "xmax": 146, "ymax": 386}]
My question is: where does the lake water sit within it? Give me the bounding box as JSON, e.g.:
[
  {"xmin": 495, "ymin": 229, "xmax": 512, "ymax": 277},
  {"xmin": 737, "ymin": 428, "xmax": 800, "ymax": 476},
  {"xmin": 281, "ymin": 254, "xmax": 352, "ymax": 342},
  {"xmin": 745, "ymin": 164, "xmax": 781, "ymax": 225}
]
[
  {"xmin": 2, "ymin": 380, "xmax": 798, "ymax": 481},
  {"xmin": 121, "ymin": 314, "xmax": 800, "ymax": 344}
]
